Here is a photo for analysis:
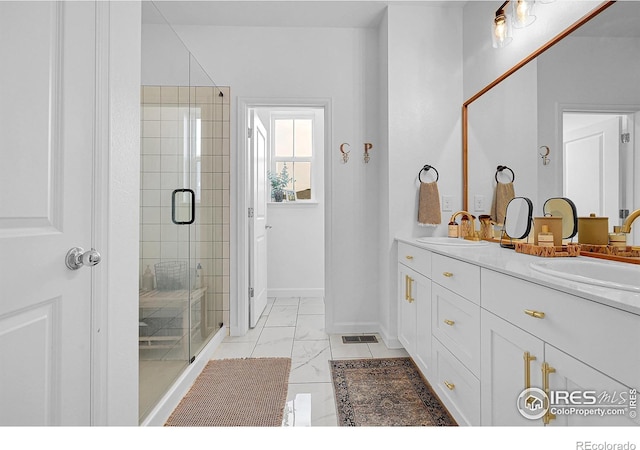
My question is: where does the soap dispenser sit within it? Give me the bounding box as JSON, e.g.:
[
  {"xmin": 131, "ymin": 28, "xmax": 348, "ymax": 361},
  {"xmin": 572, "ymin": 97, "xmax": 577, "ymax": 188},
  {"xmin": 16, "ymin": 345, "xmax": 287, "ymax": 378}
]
[
  {"xmin": 142, "ymin": 265, "xmax": 154, "ymax": 291},
  {"xmin": 448, "ymin": 220, "xmax": 459, "ymax": 238}
]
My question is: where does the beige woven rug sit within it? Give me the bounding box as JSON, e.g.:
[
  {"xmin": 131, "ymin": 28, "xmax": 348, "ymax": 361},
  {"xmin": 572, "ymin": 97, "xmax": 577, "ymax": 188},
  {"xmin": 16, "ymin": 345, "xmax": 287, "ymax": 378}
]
[
  {"xmin": 165, "ymin": 358, "xmax": 291, "ymax": 426},
  {"xmin": 330, "ymin": 357, "xmax": 457, "ymax": 426}
]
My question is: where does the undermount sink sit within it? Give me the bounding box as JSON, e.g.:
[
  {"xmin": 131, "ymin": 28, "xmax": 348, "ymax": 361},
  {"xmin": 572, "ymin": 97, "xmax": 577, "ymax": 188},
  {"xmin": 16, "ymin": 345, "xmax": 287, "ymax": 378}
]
[
  {"xmin": 529, "ymin": 259, "xmax": 640, "ymax": 293},
  {"xmin": 415, "ymin": 237, "xmax": 489, "ymax": 247}
]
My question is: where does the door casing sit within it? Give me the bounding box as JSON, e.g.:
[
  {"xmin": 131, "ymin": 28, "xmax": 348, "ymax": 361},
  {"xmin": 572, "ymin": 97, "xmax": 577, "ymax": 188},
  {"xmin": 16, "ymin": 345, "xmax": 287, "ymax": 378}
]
[{"xmin": 234, "ymin": 98, "xmax": 332, "ymax": 336}]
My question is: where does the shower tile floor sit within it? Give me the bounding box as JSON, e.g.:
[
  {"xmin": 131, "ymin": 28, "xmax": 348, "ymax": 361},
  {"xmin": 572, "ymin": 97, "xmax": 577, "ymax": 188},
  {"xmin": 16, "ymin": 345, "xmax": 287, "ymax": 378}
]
[{"xmin": 210, "ymin": 297, "xmax": 409, "ymax": 426}]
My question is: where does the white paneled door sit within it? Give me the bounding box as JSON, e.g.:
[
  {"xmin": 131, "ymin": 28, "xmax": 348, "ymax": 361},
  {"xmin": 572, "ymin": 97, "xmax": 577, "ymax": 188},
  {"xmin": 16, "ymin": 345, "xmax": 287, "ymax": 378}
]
[
  {"xmin": 0, "ymin": 2, "xmax": 97, "ymax": 425},
  {"xmin": 564, "ymin": 115, "xmax": 620, "ymax": 222},
  {"xmin": 249, "ymin": 111, "xmax": 268, "ymax": 328}
]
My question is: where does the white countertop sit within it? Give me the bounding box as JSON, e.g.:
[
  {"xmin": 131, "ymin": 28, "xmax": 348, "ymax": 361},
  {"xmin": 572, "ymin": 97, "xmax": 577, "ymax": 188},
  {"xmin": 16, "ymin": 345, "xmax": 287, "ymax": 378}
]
[{"xmin": 397, "ymin": 236, "xmax": 640, "ymax": 316}]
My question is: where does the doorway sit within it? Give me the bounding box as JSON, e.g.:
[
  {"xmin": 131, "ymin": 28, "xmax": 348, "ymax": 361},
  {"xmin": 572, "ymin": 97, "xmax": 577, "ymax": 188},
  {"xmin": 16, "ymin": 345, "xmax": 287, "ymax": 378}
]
[
  {"xmin": 563, "ymin": 110, "xmax": 639, "ymax": 244},
  {"xmin": 237, "ymin": 99, "xmax": 329, "ymax": 336}
]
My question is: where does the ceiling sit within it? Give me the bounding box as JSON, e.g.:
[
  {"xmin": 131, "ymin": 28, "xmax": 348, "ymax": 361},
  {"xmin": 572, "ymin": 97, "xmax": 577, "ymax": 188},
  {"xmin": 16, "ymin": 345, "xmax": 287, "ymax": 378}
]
[{"xmin": 144, "ymin": 0, "xmax": 465, "ymax": 29}]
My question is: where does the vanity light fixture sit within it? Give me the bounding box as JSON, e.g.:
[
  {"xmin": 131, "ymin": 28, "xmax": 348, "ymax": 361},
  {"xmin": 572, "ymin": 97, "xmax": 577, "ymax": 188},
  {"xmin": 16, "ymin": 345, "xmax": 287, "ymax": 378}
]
[
  {"xmin": 492, "ymin": 2, "xmax": 513, "ymax": 48},
  {"xmin": 492, "ymin": 0, "xmax": 548, "ymax": 49},
  {"xmin": 512, "ymin": 0, "xmax": 536, "ymax": 29}
]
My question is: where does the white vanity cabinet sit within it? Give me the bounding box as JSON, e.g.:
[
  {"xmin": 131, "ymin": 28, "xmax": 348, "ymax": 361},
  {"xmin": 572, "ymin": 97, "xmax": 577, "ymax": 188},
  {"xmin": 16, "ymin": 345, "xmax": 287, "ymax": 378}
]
[
  {"xmin": 480, "ymin": 308, "xmax": 544, "ymax": 426},
  {"xmin": 397, "ymin": 238, "xmax": 640, "ymax": 427},
  {"xmin": 481, "ymin": 268, "xmax": 640, "ymax": 427},
  {"xmin": 397, "ymin": 242, "xmax": 432, "ymax": 378}
]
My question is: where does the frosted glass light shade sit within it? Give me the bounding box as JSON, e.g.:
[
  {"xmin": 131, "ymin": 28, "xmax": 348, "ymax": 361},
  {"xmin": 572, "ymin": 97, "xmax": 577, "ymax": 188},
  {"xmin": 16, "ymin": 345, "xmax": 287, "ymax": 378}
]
[
  {"xmin": 512, "ymin": 0, "xmax": 536, "ymax": 29},
  {"xmin": 492, "ymin": 12, "xmax": 513, "ymax": 48}
]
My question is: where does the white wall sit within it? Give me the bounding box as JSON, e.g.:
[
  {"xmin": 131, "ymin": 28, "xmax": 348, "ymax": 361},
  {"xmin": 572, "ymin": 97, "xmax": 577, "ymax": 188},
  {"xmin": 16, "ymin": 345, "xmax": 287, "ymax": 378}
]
[
  {"xmin": 169, "ymin": 24, "xmax": 381, "ymax": 333},
  {"xmin": 378, "ymin": 4, "xmax": 463, "ymax": 345},
  {"xmin": 107, "ymin": 0, "xmax": 141, "ymax": 425},
  {"xmin": 141, "ymin": 24, "xmax": 190, "ymax": 86}
]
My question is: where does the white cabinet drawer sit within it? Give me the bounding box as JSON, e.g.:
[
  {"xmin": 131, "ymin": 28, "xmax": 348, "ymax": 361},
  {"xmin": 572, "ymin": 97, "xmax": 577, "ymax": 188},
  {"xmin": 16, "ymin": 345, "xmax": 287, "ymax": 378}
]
[
  {"xmin": 432, "ymin": 284, "xmax": 480, "ymax": 376},
  {"xmin": 481, "ymin": 268, "xmax": 640, "ymax": 388},
  {"xmin": 398, "ymin": 241, "xmax": 431, "ymax": 277},
  {"xmin": 432, "ymin": 338, "xmax": 480, "ymax": 426},
  {"xmin": 431, "ymin": 253, "xmax": 480, "ymax": 304}
]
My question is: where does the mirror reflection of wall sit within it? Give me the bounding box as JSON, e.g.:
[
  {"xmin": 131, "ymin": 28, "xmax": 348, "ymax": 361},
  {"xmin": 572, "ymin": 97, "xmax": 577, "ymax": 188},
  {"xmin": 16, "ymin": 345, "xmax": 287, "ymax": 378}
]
[{"xmin": 466, "ymin": 2, "xmax": 640, "ymax": 246}]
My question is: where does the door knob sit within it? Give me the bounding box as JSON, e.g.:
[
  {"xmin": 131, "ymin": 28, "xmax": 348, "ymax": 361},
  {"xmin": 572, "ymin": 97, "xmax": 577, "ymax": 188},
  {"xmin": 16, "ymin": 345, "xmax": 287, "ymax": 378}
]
[
  {"xmin": 66, "ymin": 247, "xmax": 102, "ymax": 270},
  {"xmin": 265, "ymin": 225, "xmax": 273, "ymax": 229}
]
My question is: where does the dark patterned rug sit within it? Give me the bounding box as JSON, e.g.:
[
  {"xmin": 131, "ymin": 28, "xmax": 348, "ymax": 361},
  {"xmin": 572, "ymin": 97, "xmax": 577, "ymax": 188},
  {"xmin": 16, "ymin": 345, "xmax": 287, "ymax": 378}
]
[{"xmin": 330, "ymin": 357, "xmax": 457, "ymax": 426}]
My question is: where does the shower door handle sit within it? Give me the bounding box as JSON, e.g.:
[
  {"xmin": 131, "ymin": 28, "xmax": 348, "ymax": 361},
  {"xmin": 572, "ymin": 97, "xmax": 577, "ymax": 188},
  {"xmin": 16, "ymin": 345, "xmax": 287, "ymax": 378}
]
[{"xmin": 171, "ymin": 189, "xmax": 195, "ymax": 225}]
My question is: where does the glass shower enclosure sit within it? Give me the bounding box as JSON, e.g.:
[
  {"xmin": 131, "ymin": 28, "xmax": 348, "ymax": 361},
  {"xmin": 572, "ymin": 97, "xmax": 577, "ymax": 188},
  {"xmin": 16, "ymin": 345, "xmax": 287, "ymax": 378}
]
[{"xmin": 139, "ymin": 2, "xmax": 229, "ymax": 422}]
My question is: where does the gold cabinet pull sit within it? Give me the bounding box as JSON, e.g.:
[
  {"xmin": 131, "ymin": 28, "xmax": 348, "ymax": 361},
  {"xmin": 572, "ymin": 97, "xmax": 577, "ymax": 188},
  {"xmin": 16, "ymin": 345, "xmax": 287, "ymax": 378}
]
[
  {"xmin": 542, "ymin": 362, "xmax": 557, "ymax": 425},
  {"xmin": 523, "ymin": 351, "xmax": 537, "ymax": 390},
  {"xmin": 407, "ymin": 276, "xmax": 415, "ymax": 303},
  {"xmin": 404, "ymin": 274, "xmax": 410, "ymax": 301},
  {"xmin": 524, "ymin": 309, "xmax": 545, "ymax": 319},
  {"xmin": 444, "ymin": 319, "xmax": 455, "ymax": 326},
  {"xmin": 442, "ymin": 272, "xmax": 454, "ymax": 278},
  {"xmin": 405, "ymin": 255, "xmax": 414, "ymax": 260},
  {"xmin": 444, "ymin": 380, "xmax": 455, "ymax": 390}
]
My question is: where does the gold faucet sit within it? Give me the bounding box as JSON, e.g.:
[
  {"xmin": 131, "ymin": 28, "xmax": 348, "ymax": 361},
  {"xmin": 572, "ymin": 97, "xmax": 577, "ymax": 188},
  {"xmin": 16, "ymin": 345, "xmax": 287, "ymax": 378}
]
[
  {"xmin": 621, "ymin": 208, "xmax": 640, "ymax": 233},
  {"xmin": 450, "ymin": 211, "xmax": 480, "ymax": 241}
]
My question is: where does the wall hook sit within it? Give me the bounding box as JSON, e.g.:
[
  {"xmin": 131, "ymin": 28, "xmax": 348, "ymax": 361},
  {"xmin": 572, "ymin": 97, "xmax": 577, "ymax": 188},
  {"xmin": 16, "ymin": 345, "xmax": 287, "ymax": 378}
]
[
  {"xmin": 539, "ymin": 146, "xmax": 550, "ymax": 165},
  {"xmin": 364, "ymin": 143, "xmax": 373, "ymax": 163},
  {"xmin": 340, "ymin": 143, "xmax": 350, "ymax": 163}
]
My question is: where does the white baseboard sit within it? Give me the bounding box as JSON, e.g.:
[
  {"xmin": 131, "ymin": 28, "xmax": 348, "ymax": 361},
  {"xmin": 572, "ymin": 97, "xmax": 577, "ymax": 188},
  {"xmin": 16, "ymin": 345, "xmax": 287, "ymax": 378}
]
[
  {"xmin": 267, "ymin": 288, "xmax": 325, "ymax": 298},
  {"xmin": 326, "ymin": 321, "xmax": 380, "ymax": 335},
  {"xmin": 140, "ymin": 325, "xmax": 227, "ymax": 426}
]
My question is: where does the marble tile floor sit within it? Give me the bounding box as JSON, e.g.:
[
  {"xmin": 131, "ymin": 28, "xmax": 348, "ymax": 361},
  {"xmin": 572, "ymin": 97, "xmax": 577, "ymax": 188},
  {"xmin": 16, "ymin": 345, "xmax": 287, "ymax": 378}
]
[{"xmin": 210, "ymin": 296, "xmax": 409, "ymax": 426}]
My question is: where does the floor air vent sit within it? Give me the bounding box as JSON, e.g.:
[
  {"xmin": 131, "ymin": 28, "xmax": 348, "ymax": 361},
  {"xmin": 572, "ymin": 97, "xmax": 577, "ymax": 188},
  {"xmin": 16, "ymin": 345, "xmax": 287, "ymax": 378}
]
[{"xmin": 342, "ymin": 335, "xmax": 378, "ymax": 344}]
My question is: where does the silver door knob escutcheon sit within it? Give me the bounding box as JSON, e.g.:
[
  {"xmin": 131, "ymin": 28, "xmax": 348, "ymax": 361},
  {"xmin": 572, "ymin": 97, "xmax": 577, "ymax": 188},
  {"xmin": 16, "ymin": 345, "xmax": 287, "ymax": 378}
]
[{"xmin": 66, "ymin": 247, "xmax": 102, "ymax": 270}]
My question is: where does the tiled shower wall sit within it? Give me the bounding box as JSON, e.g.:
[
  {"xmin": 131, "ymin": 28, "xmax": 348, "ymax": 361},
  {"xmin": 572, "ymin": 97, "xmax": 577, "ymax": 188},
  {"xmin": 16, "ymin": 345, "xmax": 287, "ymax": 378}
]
[{"xmin": 140, "ymin": 85, "xmax": 231, "ymax": 331}]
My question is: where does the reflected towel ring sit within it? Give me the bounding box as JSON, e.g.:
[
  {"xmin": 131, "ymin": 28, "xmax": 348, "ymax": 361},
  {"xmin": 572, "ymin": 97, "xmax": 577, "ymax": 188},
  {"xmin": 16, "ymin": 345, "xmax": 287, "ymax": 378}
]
[
  {"xmin": 495, "ymin": 165, "xmax": 515, "ymax": 183},
  {"xmin": 418, "ymin": 164, "xmax": 439, "ymax": 183}
]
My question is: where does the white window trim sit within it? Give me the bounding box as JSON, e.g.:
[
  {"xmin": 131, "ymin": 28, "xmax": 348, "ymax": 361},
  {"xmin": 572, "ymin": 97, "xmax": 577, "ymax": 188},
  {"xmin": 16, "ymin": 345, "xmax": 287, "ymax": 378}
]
[{"xmin": 269, "ymin": 111, "xmax": 316, "ymax": 203}]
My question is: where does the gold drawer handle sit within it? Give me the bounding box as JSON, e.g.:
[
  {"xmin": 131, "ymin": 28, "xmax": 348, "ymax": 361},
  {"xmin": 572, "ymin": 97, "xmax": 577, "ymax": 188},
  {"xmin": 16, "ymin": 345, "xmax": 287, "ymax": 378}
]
[
  {"xmin": 405, "ymin": 255, "xmax": 414, "ymax": 260},
  {"xmin": 444, "ymin": 380, "xmax": 455, "ymax": 390},
  {"xmin": 444, "ymin": 319, "xmax": 455, "ymax": 326},
  {"xmin": 442, "ymin": 272, "xmax": 454, "ymax": 278},
  {"xmin": 524, "ymin": 309, "xmax": 545, "ymax": 319}
]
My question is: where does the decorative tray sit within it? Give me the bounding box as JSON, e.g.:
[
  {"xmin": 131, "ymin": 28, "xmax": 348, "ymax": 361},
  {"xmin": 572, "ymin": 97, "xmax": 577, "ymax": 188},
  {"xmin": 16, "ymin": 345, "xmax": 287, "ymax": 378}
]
[
  {"xmin": 579, "ymin": 244, "xmax": 640, "ymax": 258},
  {"xmin": 515, "ymin": 242, "xmax": 581, "ymax": 258}
]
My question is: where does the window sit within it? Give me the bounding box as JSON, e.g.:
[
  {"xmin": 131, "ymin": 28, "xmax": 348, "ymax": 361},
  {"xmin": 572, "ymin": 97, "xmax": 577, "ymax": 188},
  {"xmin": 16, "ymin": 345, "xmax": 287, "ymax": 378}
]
[{"xmin": 271, "ymin": 115, "xmax": 314, "ymax": 201}]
